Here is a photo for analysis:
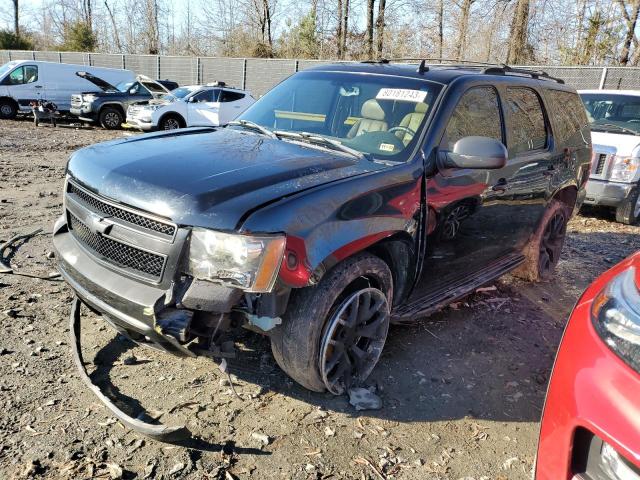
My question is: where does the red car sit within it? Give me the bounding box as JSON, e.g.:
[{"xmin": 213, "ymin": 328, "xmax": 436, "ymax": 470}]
[{"xmin": 536, "ymin": 251, "xmax": 640, "ymax": 479}]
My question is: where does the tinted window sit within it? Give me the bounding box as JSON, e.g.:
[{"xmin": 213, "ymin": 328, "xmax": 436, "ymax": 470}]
[
  {"xmin": 546, "ymin": 90, "xmax": 588, "ymax": 143},
  {"xmin": 443, "ymin": 87, "xmax": 503, "ymax": 150},
  {"xmin": 190, "ymin": 89, "xmax": 215, "ymax": 103},
  {"xmin": 506, "ymin": 87, "xmax": 547, "ymax": 155},
  {"xmin": 220, "ymin": 90, "xmax": 245, "ymax": 102}
]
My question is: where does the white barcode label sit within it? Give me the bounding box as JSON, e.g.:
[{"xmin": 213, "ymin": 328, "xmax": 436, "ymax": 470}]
[{"xmin": 376, "ymin": 88, "xmax": 428, "ymax": 103}]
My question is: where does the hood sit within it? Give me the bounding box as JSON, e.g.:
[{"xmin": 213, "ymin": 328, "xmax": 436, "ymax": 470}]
[
  {"xmin": 76, "ymin": 71, "xmax": 118, "ymax": 92},
  {"xmin": 67, "ymin": 128, "xmax": 384, "ymax": 230},
  {"xmin": 591, "ymin": 131, "xmax": 640, "ymax": 157}
]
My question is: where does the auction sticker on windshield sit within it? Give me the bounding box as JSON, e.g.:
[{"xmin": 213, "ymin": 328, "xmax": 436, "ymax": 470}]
[{"xmin": 376, "ymin": 88, "xmax": 428, "ymax": 103}]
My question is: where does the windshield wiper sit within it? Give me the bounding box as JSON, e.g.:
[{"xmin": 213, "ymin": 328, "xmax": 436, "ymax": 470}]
[
  {"xmin": 592, "ymin": 122, "xmax": 640, "ymax": 136},
  {"xmin": 273, "ymin": 131, "xmax": 367, "ymax": 160},
  {"xmin": 228, "ymin": 120, "xmax": 277, "ymax": 138}
]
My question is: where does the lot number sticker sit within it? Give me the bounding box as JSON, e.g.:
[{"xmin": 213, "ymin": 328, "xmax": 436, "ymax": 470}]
[{"xmin": 376, "ymin": 88, "xmax": 428, "ymax": 103}]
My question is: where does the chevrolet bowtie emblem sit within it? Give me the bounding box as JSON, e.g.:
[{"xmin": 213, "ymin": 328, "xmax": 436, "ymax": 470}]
[{"xmin": 87, "ymin": 212, "xmax": 112, "ymax": 235}]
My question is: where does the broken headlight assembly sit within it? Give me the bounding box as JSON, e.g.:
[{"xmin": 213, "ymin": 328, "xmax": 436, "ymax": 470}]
[
  {"xmin": 186, "ymin": 228, "xmax": 285, "ymax": 293},
  {"xmin": 592, "ymin": 267, "xmax": 640, "ymax": 373}
]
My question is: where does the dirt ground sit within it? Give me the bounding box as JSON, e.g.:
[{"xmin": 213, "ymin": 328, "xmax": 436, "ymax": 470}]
[{"xmin": 0, "ymin": 118, "xmax": 639, "ymax": 480}]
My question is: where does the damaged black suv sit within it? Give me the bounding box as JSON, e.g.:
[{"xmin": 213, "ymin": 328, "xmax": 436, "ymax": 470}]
[{"xmin": 53, "ymin": 61, "xmax": 591, "ymax": 437}]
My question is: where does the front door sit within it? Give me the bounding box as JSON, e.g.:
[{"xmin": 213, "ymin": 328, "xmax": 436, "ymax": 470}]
[
  {"xmin": 4, "ymin": 65, "xmax": 42, "ymax": 109},
  {"xmin": 187, "ymin": 89, "xmax": 220, "ymax": 126},
  {"xmin": 416, "ymin": 85, "xmax": 524, "ymax": 295}
]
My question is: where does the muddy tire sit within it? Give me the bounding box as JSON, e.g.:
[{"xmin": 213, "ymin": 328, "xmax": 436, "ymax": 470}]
[
  {"xmin": 99, "ymin": 107, "xmax": 123, "ymax": 130},
  {"xmin": 615, "ymin": 186, "xmax": 640, "ymax": 225},
  {"xmin": 270, "ymin": 253, "xmax": 393, "ymax": 394},
  {"xmin": 0, "ymin": 99, "xmax": 18, "ymax": 119},
  {"xmin": 159, "ymin": 114, "xmax": 184, "ymax": 130},
  {"xmin": 513, "ymin": 200, "xmax": 570, "ymax": 282}
]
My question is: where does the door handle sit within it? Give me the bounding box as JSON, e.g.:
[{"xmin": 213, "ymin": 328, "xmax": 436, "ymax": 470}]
[
  {"xmin": 34, "ymin": 85, "xmax": 43, "ymax": 89},
  {"xmin": 492, "ymin": 178, "xmax": 508, "ymax": 192}
]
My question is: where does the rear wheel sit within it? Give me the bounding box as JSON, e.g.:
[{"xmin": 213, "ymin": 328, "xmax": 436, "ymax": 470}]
[
  {"xmin": 159, "ymin": 114, "xmax": 184, "ymax": 130},
  {"xmin": 0, "ymin": 99, "xmax": 18, "ymax": 119},
  {"xmin": 99, "ymin": 107, "xmax": 123, "ymax": 129},
  {"xmin": 270, "ymin": 253, "xmax": 393, "ymax": 394},
  {"xmin": 615, "ymin": 187, "xmax": 640, "ymax": 225},
  {"xmin": 513, "ymin": 200, "xmax": 570, "ymax": 281}
]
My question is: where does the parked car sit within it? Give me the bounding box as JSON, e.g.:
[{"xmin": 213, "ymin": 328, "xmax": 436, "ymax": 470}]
[
  {"xmin": 125, "ymin": 82, "xmax": 255, "ymax": 130},
  {"xmin": 579, "ymin": 89, "xmax": 640, "ymax": 225},
  {"xmin": 53, "ymin": 62, "xmax": 591, "ymax": 438},
  {"xmin": 70, "ymin": 73, "xmax": 178, "ymax": 129},
  {"xmin": 0, "ymin": 60, "xmax": 134, "ymax": 119},
  {"xmin": 536, "ymin": 250, "xmax": 640, "ymax": 479}
]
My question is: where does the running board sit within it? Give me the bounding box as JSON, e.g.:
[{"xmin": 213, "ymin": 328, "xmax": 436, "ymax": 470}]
[{"xmin": 391, "ymin": 253, "xmax": 524, "ymax": 322}]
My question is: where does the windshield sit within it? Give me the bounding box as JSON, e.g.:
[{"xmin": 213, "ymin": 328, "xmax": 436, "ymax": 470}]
[
  {"xmin": 0, "ymin": 62, "xmax": 17, "ymax": 79},
  {"xmin": 237, "ymin": 71, "xmax": 442, "ymax": 162},
  {"xmin": 581, "ymin": 93, "xmax": 640, "ymax": 135},
  {"xmin": 161, "ymin": 87, "xmax": 194, "ymax": 101},
  {"xmin": 115, "ymin": 81, "xmax": 134, "ymax": 93}
]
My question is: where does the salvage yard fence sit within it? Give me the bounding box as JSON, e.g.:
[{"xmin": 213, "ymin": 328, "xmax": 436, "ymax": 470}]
[{"xmin": 1, "ymin": 50, "xmax": 639, "ymax": 97}]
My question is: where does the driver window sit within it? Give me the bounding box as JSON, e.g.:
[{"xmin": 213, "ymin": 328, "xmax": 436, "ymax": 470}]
[
  {"xmin": 443, "ymin": 86, "xmax": 503, "ymax": 150},
  {"xmin": 7, "ymin": 67, "xmax": 25, "ymax": 85}
]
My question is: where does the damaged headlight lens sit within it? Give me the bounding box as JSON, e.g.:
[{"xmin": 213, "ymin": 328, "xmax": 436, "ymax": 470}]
[
  {"xmin": 609, "ymin": 156, "xmax": 640, "ymax": 183},
  {"xmin": 592, "ymin": 266, "xmax": 640, "ymax": 373},
  {"xmin": 187, "ymin": 228, "xmax": 285, "ymax": 292}
]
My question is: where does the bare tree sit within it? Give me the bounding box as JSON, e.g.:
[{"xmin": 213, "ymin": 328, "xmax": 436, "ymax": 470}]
[
  {"xmin": 336, "ymin": 0, "xmax": 343, "ymax": 57},
  {"xmin": 437, "ymin": 0, "xmax": 443, "ymax": 59},
  {"xmin": 376, "ymin": 0, "xmax": 386, "ymax": 57},
  {"xmin": 617, "ymin": 0, "xmax": 640, "ymax": 65},
  {"xmin": 341, "ymin": 0, "xmax": 350, "ymax": 57},
  {"xmin": 103, "ymin": 0, "xmax": 122, "ymax": 51},
  {"xmin": 454, "ymin": 0, "xmax": 474, "ymax": 60},
  {"xmin": 506, "ymin": 0, "xmax": 530, "ymax": 64},
  {"xmin": 366, "ymin": 0, "xmax": 375, "ymax": 59},
  {"xmin": 12, "ymin": 0, "xmax": 19, "ymax": 36}
]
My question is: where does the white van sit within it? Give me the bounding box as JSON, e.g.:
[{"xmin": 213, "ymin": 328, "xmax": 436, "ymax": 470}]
[{"xmin": 0, "ymin": 60, "xmax": 135, "ymax": 119}]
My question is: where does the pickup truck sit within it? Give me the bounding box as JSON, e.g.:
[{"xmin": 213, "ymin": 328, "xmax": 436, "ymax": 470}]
[{"xmin": 53, "ymin": 61, "xmax": 591, "ymax": 438}]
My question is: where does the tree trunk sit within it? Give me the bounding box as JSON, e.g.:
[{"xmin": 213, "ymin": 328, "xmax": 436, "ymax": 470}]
[
  {"xmin": 13, "ymin": 0, "xmax": 19, "ymax": 37},
  {"xmin": 336, "ymin": 0, "xmax": 343, "ymax": 58},
  {"xmin": 341, "ymin": 0, "xmax": 350, "ymax": 58},
  {"xmin": 366, "ymin": 0, "xmax": 375, "ymax": 59},
  {"xmin": 506, "ymin": 0, "xmax": 530, "ymax": 64},
  {"xmin": 454, "ymin": 0, "xmax": 473, "ymax": 60},
  {"xmin": 263, "ymin": 0, "xmax": 273, "ymax": 53},
  {"xmin": 103, "ymin": 0, "xmax": 122, "ymax": 51},
  {"xmin": 618, "ymin": 0, "xmax": 640, "ymax": 65},
  {"xmin": 376, "ymin": 0, "xmax": 386, "ymax": 58},
  {"xmin": 437, "ymin": 0, "xmax": 443, "ymax": 59}
]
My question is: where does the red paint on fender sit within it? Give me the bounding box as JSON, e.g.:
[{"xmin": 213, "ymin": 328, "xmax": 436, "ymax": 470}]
[
  {"xmin": 278, "ymin": 235, "xmax": 312, "ymax": 288},
  {"xmin": 536, "ymin": 251, "xmax": 640, "ymax": 479}
]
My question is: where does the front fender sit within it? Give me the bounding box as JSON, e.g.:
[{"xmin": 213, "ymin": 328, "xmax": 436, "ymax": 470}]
[{"xmin": 240, "ymin": 163, "xmax": 424, "ymax": 288}]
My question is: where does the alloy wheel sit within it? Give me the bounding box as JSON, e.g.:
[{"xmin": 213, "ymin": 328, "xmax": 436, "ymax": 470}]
[
  {"xmin": 634, "ymin": 192, "xmax": 640, "ymax": 219},
  {"xmin": 442, "ymin": 204, "xmax": 470, "ymax": 240},
  {"xmin": 104, "ymin": 112, "xmax": 121, "ymax": 128},
  {"xmin": 539, "ymin": 212, "xmax": 566, "ymax": 278},
  {"xmin": 163, "ymin": 118, "xmax": 180, "ymax": 130},
  {"xmin": 319, "ymin": 287, "xmax": 390, "ymax": 395}
]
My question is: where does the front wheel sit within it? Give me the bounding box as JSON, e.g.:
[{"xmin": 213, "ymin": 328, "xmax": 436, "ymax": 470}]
[
  {"xmin": 270, "ymin": 253, "xmax": 393, "ymax": 394},
  {"xmin": 99, "ymin": 107, "xmax": 123, "ymax": 130},
  {"xmin": 159, "ymin": 115, "xmax": 184, "ymax": 130},
  {"xmin": 615, "ymin": 187, "xmax": 640, "ymax": 225},
  {"xmin": 0, "ymin": 99, "xmax": 18, "ymax": 119}
]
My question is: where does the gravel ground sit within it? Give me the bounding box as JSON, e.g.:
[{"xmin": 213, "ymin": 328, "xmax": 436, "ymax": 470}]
[{"xmin": 1, "ymin": 118, "xmax": 639, "ymax": 480}]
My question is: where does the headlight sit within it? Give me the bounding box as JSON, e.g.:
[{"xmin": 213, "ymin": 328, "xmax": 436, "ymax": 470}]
[
  {"xmin": 187, "ymin": 228, "xmax": 285, "ymax": 292},
  {"xmin": 592, "ymin": 266, "xmax": 640, "ymax": 372},
  {"xmin": 82, "ymin": 94, "xmax": 97, "ymax": 102},
  {"xmin": 608, "ymin": 155, "xmax": 640, "ymax": 182}
]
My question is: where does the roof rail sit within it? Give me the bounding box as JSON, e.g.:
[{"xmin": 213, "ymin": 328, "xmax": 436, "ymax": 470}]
[{"xmin": 481, "ymin": 65, "xmax": 565, "ymax": 84}]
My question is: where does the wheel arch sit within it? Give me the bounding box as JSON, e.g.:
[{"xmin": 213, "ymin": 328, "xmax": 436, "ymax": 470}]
[
  {"xmin": 551, "ymin": 184, "xmax": 578, "ymax": 214},
  {"xmin": 99, "ymin": 102, "xmax": 125, "ymax": 117},
  {"xmin": 158, "ymin": 111, "xmax": 185, "ymax": 128}
]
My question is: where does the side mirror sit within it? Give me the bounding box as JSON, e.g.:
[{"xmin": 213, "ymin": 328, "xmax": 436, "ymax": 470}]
[
  {"xmin": 129, "ymin": 88, "xmax": 137, "ymax": 95},
  {"xmin": 439, "ymin": 136, "xmax": 507, "ymax": 170}
]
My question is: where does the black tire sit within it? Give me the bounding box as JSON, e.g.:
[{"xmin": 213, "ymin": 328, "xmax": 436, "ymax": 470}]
[
  {"xmin": 159, "ymin": 114, "xmax": 184, "ymax": 130},
  {"xmin": 0, "ymin": 99, "xmax": 18, "ymax": 119},
  {"xmin": 615, "ymin": 187, "xmax": 640, "ymax": 225},
  {"xmin": 513, "ymin": 200, "xmax": 570, "ymax": 282},
  {"xmin": 99, "ymin": 106, "xmax": 123, "ymax": 130},
  {"xmin": 270, "ymin": 253, "xmax": 393, "ymax": 394}
]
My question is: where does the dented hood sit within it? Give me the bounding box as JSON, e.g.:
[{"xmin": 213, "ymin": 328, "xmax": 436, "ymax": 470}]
[{"xmin": 66, "ymin": 127, "xmax": 383, "ymax": 230}]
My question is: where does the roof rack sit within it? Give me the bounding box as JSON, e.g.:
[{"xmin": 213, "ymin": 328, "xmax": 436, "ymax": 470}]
[
  {"xmin": 481, "ymin": 65, "xmax": 565, "ymax": 84},
  {"xmin": 359, "ymin": 58, "xmax": 565, "ymax": 83}
]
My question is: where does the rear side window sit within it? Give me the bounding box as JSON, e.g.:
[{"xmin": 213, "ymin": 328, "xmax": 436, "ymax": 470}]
[
  {"xmin": 443, "ymin": 86, "xmax": 503, "ymax": 150},
  {"xmin": 220, "ymin": 90, "xmax": 245, "ymax": 102},
  {"xmin": 546, "ymin": 90, "xmax": 588, "ymax": 144},
  {"xmin": 505, "ymin": 87, "xmax": 547, "ymax": 155}
]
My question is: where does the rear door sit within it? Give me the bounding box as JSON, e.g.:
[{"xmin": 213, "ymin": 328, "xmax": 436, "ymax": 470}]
[
  {"xmin": 186, "ymin": 89, "xmax": 220, "ymax": 126},
  {"xmin": 218, "ymin": 89, "xmax": 250, "ymax": 125}
]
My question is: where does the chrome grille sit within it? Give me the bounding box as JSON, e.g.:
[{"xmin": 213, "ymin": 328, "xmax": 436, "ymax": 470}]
[
  {"xmin": 68, "ymin": 182, "xmax": 176, "ymax": 237},
  {"xmin": 594, "ymin": 153, "xmax": 607, "ymax": 175},
  {"xmin": 71, "ymin": 94, "xmax": 83, "ymax": 108},
  {"xmin": 68, "ymin": 213, "xmax": 165, "ymax": 279}
]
